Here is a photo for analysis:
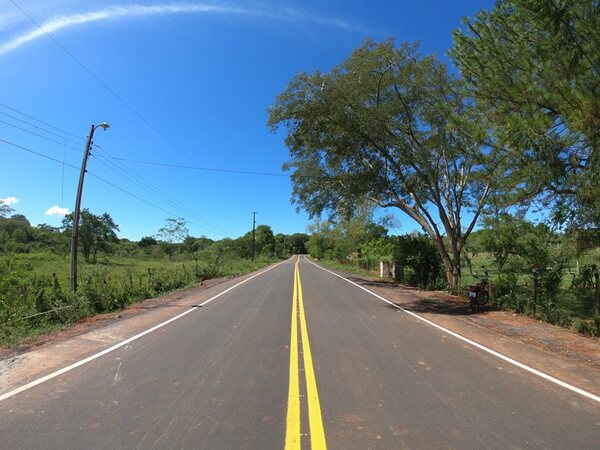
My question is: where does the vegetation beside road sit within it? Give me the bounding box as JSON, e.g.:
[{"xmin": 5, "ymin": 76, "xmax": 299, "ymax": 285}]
[
  {"xmin": 306, "ymin": 212, "xmax": 600, "ymax": 337},
  {"xmin": 0, "ymin": 209, "xmax": 309, "ymax": 347},
  {"xmin": 270, "ymin": 1, "xmax": 600, "ymax": 337}
]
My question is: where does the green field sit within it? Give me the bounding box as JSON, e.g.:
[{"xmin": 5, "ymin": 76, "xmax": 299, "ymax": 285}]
[{"xmin": 0, "ymin": 251, "xmax": 275, "ymax": 347}]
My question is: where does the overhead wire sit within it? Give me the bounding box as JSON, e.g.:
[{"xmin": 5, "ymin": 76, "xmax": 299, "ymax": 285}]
[
  {"xmin": 0, "ymin": 102, "xmax": 281, "ymax": 179},
  {"xmin": 0, "ymin": 102, "xmax": 85, "ymax": 141},
  {"xmin": 0, "ymin": 102, "xmax": 286, "ymax": 235},
  {"xmin": 0, "ymin": 137, "xmax": 80, "ymax": 169},
  {"xmin": 0, "ymin": 137, "xmax": 227, "ymax": 236},
  {"xmin": 0, "ymin": 109, "xmax": 85, "ymax": 146},
  {"xmin": 0, "ymin": 102, "xmax": 232, "ymax": 233},
  {"xmin": 104, "ymin": 156, "xmax": 289, "ymax": 177},
  {"xmin": 9, "ymin": 0, "xmax": 248, "ymax": 200},
  {"xmin": 0, "ymin": 118, "xmax": 83, "ymax": 152},
  {"xmin": 86, "ymin": 170, "xmax": 227, "ymax": 237},
  {"xmin": 9, "ymin": 0, "xmax": 197, "ymax": 164},
  {"xmin": 91, "ymin": 146, "xmax": 229, "ymax": 233},
  {"xmin": 0, "ymin": 120, "xmax": 225, "ymax": 232}
]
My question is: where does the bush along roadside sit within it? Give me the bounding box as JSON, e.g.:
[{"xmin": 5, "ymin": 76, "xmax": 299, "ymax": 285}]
[
  {"xmin": 0, "ymin": 259, "xmax": 273, "ymax": 347},
  {"xmin": 315, "ymin": 257, "xmax": 600, "ymax": 338},
  {"xmin": 489, "ymin": 264, "xmax": 600, "ymax": 338}
]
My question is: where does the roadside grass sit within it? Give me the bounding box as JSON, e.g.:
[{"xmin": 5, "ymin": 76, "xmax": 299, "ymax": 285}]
[
  {"xmin": 315, "ymin": 255, "xmax": 600, "ymax": 338},
  {"xmin": 313, "ymin": 259, "xmax": 380, "ymax": 279},
  {"xmin": 0, "ymin": 251, "xmax": 276, "ymax": 347}
]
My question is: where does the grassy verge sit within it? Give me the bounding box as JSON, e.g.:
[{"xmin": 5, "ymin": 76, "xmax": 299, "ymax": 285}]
[
  {"xmin": 0, "ymin": 252, "xmax": 276, "ymax": 347},
  {"xmin": 312, "ymin": 259, "xmax": 381, "ymax": 279},
  {"xmin": 314, "ymin": 257, "xmax": 600, "ymax": 338}
]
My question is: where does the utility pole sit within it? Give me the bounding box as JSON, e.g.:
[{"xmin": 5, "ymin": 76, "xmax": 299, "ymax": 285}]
[
  {"xmin": 252, "ymin": 212, "xmax": 257, "ymax": 261},
  {"xmin": 70, "ymin": 123, "xmax": 110, "ymax": 291}
]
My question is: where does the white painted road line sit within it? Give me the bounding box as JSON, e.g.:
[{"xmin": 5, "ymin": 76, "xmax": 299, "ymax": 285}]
[
  {"xmin": 306, "ymin": 257, "xmax": 600, "ymax": 404},
  {"xmin": 0, "ymin": 261, "xmax": 286, "ymax": 402}
]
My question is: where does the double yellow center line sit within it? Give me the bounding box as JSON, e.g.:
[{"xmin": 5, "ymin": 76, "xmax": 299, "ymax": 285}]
[{"xmin": 285, "ymin": 258, "xmax": 327, "ymax": 450}]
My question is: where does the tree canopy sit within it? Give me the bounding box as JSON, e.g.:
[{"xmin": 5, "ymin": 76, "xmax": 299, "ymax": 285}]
[
  {"xmin": 450, "ymin": 0, "xmax": 600, "ymax": 224},
  {"xmin": 63, "ymin": 209, "xmax": 119, "ymax": 263},
  {"xmin": 269, "ymin": 39, "xmax": 505, "ymax": 288}
]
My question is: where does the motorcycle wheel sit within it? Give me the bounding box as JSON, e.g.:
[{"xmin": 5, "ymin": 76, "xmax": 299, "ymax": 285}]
[{"xmin": 478, "ymin": 291, "xmax": 489, "ymax": 306}]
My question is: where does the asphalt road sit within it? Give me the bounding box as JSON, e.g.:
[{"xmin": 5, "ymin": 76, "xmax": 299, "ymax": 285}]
[{"xmin": 0, "ymin": 257, "xmax": 598, "ymax": 449}]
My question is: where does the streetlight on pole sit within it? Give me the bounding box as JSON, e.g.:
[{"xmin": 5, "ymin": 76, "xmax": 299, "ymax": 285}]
[{"xmin": 70, "ymin": 122, "xmax": 110, "ymax": 292}]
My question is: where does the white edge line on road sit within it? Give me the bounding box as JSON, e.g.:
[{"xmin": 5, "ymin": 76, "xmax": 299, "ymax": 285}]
[
  {"xmin": 0, "ymin": 260, "xmax": 287, "ymax": 402},
  {"xmin": 305, "ymin": 257, "xmax": 600, "ymax": 404}
]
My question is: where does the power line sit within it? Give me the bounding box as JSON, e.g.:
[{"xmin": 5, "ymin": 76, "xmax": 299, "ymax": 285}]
[
  {"xmin": 0, "ymin": 102, "xmax": 84, "ymax": 141},
  {"xmin": 104, "ymin": 155, "xmax": 289, "ymax": 177},
  {"xmin": 9, "ymin": 1, "xmax": 245, "ymax": 202},
  {"xmin": 91, "ymin": 149, "xmax": 229, "ymax": 233},
  {"xmin": 86, "ymin": 171, "xmax": 226, "ymax": 237},
  {"xmin": 0, "ymin": 137, "xmax": 81, "ymax": 169},
  {"xmin": 9, "ymin": 0, "xmax": 197, "ymax": 164},
  {"xmin": 0, "ymin": 101, "xmax": 230, "ymax": 233},
  {"xmin": 92, "ymin": 144, "xmax": 229, "ymax": 231},
  {"xmin": 0, "ymin": 109, "xmax": 85, "ymax": 146},
  {"xmin": 4, "ymin": 0, "xmax": 267, "ymax": 222},
  {"xmin": 0, "ymin": 137, "xmax": 227, "ymax": 236},
  {"xmin": 0, "ymin": 103, "xmax": 286, "ymax": 179},
  {"xmin": 0, "ymin": 118, "xmax": 82, "ymax": 152},
  {"xmin": 0, "ymin": 102, "xmax": 231, "ymax": 233}
]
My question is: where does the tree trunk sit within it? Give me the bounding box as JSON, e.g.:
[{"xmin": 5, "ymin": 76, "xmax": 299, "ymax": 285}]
[
  {"xmin": 451, "ymin": 246, "xmax": 462, "ymax": 292},
  {"xmin": 429, "ymin": 234, "xmax": 461, "ymax": 291},
  {"xmin": 452, "ymin": 261, "xmax": 462, "ymax": 292}
]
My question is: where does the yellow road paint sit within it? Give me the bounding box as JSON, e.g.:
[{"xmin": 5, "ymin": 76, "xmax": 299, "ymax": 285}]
[
  {"xmin": 285, "ymin": 260, "xmax": 301, "ymax": 449},
  {"xmin": 285, "ymin": 258, "xmax": 327, "ymax": 450},
  {"xmin": 297, "ymin": 262, "xmax": 327, "ymax": 450}
]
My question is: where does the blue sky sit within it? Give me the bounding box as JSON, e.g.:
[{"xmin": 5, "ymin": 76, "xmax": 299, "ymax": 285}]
[{"xmin": 0, "ymin": 0, "xmax": 495, "ymax": 241}]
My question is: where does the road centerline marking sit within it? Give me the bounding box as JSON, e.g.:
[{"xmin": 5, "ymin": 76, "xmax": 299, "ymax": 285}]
[
  {"xmin": 285, "ymin": 258, "xmax": 327, "ymax": 450},
  {"xmin": 285, "ymin": 260, "xmax": 301, "ymax": 449},
  {"xmin": 297, "ymin": 261, "xmax": 327, "ymax": 449}
]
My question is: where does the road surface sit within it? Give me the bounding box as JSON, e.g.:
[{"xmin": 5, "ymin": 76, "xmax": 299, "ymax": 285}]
[{"xmin": 1, "ymin": 257, "xmax": 598, "ymax": 449}]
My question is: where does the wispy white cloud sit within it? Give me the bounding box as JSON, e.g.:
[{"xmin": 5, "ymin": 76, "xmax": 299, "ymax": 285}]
[
  {"xmin": 45, "ymin": 205, "xmax": 69, "ymax": 216},
  {"xmin": 0, "ymin": 196, "xmax": 19, "ymax": 205},
  {"xmin": 0, "ymin": 2, "xmax": 364, "ymax": 56}
]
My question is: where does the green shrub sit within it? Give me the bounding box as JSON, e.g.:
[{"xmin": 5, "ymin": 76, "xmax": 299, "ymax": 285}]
[
  {"xmin": 574, "ymin": 317, "xmax": 600, "ymax": 337},
  {"xmin": 539, "ymin": 307, "xmax": 573, "ymax": 328}
]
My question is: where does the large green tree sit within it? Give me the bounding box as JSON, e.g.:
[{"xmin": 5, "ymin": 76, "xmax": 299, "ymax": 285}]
[
  {"xmin": 269, "ymin": 39, "xmax": 505, "ymax": 289},
  {"xmin": 237, "ymin": 225, "xmax": 276, "ymax": 259},
  {"xmin": 63, "ymin": 209, "xmax": 119, "ymax": 263},
  {"xmin": 451, "ymin": 0, "xmax": 600, "ymax": 224}
]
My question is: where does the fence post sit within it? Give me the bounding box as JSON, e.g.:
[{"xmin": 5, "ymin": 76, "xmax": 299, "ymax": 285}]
[
  {"xmin": 592, "ymin": 264, "xmax": 599, "ymax": 315},
  {"xmin": 531, "ymin": 266, "xmax": 538, "ymax": 315}
]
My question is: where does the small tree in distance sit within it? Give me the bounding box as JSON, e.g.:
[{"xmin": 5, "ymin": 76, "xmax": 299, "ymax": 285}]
[
  {"xmin": 0, "ymin": 200, "xmax": 14, "ymax": 218},
  {"xmin": 156, "ymin": 217, "xmax": 189, "ymax": 261}
]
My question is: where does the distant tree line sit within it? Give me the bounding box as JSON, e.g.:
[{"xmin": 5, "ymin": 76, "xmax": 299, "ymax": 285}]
[{"xmin": 0, "ymin": 206, "xmax": 309, "ymax": 264}]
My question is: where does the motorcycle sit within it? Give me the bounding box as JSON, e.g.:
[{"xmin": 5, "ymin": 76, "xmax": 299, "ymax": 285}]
[{"xmin": 469, "ymin": 270, "xmax": 490, "ymax": 312}]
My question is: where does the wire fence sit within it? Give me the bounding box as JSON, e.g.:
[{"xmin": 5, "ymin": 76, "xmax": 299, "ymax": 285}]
[{"xmin": 0, "ymin": 304, "xmax": 80, "ymax": 328}]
